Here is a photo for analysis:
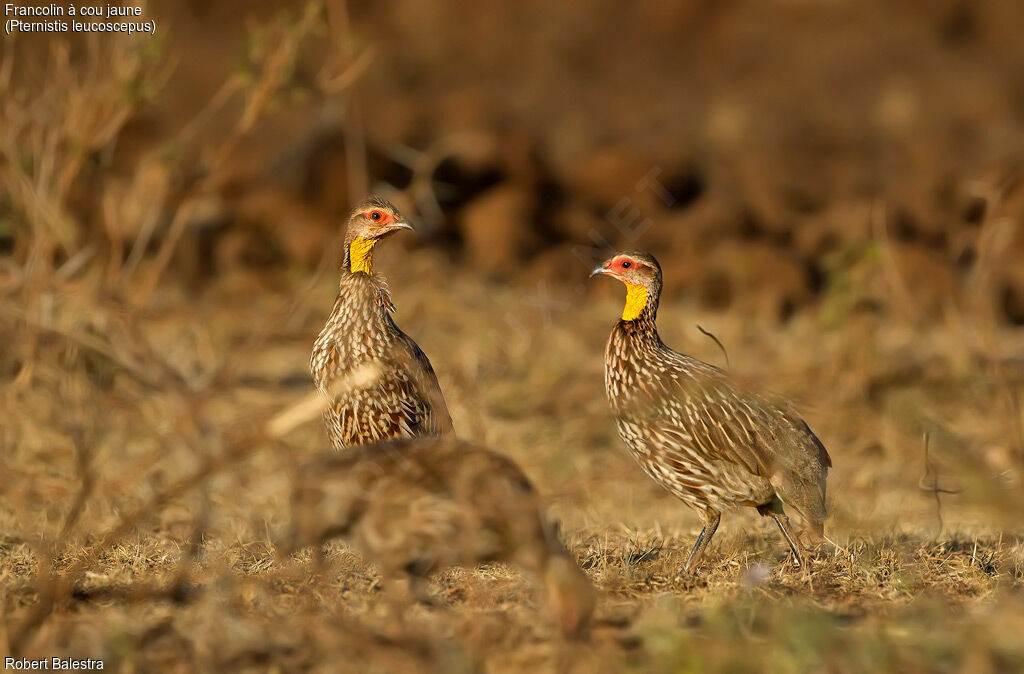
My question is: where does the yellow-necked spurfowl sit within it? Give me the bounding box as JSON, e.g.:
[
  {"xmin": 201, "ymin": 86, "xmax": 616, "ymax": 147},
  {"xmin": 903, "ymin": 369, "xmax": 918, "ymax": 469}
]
[
  {"xmin": 287, "ymin": 437, "xmax": 595, "ymax": 639},
  {"xmin": 591, "ymin": 250, "xmax": 830, "ymax": 573},
  {"xmin": 310, "ymin": 197, "xmax": 453, "ymax": 449}
]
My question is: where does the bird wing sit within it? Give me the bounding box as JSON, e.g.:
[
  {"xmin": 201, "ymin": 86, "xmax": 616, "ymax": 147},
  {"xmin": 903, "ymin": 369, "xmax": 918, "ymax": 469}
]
[
  {"xmin": 655, "ymin": 356, "xmax": 829, "ymax": 479},
  {"xmin": 619, "ymin": 347, "xmax": 785, "ymax": 479},
  {"xmin": 390, "ymin": 327, "xmax": 455, "ymax": 436}
]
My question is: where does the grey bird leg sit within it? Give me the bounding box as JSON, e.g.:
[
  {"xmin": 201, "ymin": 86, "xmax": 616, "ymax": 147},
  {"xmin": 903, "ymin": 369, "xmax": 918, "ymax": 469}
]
[
  {"xmin": 683, "ymin": 510, "xmax": 721, "ymax": 573},
  {"xmin": 769, "ymin": 512, "xmax": 806, "ymax": 568}
]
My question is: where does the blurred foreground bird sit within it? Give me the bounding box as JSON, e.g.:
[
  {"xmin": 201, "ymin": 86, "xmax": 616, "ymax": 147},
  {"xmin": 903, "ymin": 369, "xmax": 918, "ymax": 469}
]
[
  {"xmin": 286, "ymin": 437, "xmax": 595, "ymax": 639},
  {"xmin": 591, "ymin": 251, "xmax": 831, "ymax": 573},
  {"xmin": 310, "ymin": 197, "xmax": 453, "ymax": 449}
]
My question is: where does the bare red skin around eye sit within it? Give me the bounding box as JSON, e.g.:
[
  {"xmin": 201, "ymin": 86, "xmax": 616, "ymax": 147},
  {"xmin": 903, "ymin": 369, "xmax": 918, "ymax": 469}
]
[{"xmin": 362, "ymin": 210, "xmax": 394, "ymax": 224}]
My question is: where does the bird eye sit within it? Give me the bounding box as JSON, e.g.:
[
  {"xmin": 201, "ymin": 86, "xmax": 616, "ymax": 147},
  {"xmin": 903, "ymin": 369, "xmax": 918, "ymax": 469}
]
[
  {"xmin": 621, "ymin": 261, "xmax": 632, "ymax": 269},
  {"xmin": 369, "ymin": 211, "xmax": 382, "ymax": 221}
]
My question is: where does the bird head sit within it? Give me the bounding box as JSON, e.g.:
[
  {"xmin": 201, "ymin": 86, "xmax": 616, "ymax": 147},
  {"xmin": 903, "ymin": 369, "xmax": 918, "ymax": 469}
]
[
  {"xmin": 343, "ymin": 196, "xmax": 414, "ymax": 273},
  {"xmin": 589, "ymin": 250, "xmax": 663, "ymax": 321}
]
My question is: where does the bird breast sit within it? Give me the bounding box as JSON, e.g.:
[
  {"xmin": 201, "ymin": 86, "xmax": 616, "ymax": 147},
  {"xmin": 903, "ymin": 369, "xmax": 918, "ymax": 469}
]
[{"xmin": 311, "ymin": 273, "xmax": 399, "ymax": 385}]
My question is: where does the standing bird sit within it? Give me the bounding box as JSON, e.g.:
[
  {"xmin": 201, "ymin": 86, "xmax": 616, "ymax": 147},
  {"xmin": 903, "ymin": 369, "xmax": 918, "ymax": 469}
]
[
  {"xmin": 286, "ymin": 437, "xmax": 596, "ymax": 639},
  {"xmin": 590, "ymin": 251, "xmax": 830, "ymax": 573},
  {"xmin": 311, "ymin": 197, "xmax": 453, "ymax": 449}
]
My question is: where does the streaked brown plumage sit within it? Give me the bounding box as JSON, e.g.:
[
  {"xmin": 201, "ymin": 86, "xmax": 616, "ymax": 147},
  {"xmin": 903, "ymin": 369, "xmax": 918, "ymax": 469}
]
[
  {"xmin": 310, "ymin": 197, "xmax": 453, "ymax": 449},
  {"xmin": 287, "ymin": 437, "xmax": 595, "ymax": 639},
  {"xmin": 591, "ymin": 250, "xmax": 831, "ymax": 573}
]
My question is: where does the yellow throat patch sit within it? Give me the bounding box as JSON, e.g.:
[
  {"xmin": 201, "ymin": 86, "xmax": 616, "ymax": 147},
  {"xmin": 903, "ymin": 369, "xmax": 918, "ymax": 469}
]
[
  {"xmin": 622, "ymin": 283, "xmax": 648, "ymax": 321},
  {"xmin": 349, "ymin": 236, "xmax": 376, "ymax": 274}
]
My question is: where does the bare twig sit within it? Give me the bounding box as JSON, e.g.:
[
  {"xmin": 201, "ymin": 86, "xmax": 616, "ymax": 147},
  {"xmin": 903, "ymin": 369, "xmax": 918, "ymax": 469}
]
[
  {"xmin": 696, "ymin": 324, "xmax": 730, "ymax": 371},
  {"xmin": 918, "ymin": 433, "xmax": 961, "ymax": 537},
  {"xmin": 56, "ymin": 420, "xmax": 96, "ymax": 544}
]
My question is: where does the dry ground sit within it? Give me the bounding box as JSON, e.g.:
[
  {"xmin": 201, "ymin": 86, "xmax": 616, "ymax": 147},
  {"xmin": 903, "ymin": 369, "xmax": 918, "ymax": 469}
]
[
  {"xmin": 2, "ymin": 245, "xmax": 1023, "ymax": 672},
  {"xmin": 3, "ymin": 2, "xmax": 1024, "ymax": 671}
]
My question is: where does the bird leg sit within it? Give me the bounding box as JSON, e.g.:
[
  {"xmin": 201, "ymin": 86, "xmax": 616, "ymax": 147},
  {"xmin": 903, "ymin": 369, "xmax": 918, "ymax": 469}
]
[
  {"xmin": 682, "ymin": 510, "xmax": 721, "ymax": 574},
  {"xmin": 768, "ymin": 512, "xmax": 806, "ymax": 569}
]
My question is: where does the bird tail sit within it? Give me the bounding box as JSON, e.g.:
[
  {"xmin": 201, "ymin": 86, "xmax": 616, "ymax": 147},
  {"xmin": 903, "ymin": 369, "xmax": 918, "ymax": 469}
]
[
  {"xmin": 537, "ymin": 519, "xmax": 595, "ymax": 640},
  {"xmin": 544, "ymin": 552, "xmax": 596, "ymax": 640},
  {"xmin": 801, "ymin": 517, "xmax": 826, "ymax": 545},
  {"xmin": 801, "ymin": 420, "xmax": 832, "ymax": 470}
]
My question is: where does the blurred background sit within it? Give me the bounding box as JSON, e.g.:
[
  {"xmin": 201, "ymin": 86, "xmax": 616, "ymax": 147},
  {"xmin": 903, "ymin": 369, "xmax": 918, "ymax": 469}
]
[
  {"xmin": 6, "ymin": 0, "xmax": 1024, "ymax": 320},
  {"xmin": 2, "ymin": 1, "xmax": 1024, "ymax": 671}
]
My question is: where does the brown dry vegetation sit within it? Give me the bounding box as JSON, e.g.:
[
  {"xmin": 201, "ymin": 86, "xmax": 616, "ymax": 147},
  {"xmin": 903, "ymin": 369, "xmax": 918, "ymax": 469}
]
[{"xmin": 2, "ymin": 1, "xmax": 1024, "ymax": 672}]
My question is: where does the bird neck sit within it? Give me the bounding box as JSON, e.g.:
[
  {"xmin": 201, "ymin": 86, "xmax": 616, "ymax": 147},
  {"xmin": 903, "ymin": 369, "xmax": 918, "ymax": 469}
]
[
  {"xmin": 622, "ymin": 283, "xmax": 650, "ymax": 321},
  {"xmin": 333, "ymin": 270, "xmax": 397, "ymax": 318},
  {"xmin": 347, "ymin": 236, "xmax": 376, "ymax": 274}
]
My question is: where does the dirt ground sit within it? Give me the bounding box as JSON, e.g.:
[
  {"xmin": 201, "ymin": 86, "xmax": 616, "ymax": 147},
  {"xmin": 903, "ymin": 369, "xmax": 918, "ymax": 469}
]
[{"xmin": 2, "ymin": 1, "xmax": 1024, "ymax": 672}]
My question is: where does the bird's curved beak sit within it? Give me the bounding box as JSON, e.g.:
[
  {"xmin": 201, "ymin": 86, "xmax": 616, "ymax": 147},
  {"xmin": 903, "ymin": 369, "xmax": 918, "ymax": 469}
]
[
  {"xmin": 390, "ymin": 218, "xmax": 414, "ymax": 232},
  {"xmin": 590, "ymin": 263, "xmax": 611, "ymax": 278}
]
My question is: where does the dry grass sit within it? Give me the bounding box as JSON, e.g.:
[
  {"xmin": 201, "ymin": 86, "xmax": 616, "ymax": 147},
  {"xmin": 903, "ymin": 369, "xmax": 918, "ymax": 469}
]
[
  {"xmin": 3, "ymin": 7, "xmax": 1024, "ymax": 674},
  {"xmin": 2, "ymin": 241, "xmax": 1023, "ymax": 671}
]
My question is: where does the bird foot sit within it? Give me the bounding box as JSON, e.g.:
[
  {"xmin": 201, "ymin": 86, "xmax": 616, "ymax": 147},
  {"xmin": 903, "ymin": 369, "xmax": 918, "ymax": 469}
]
[
  {"xmin": 782, "ymin": 550, "xmax": 814, "ymax": 576},
  {"xmin": 672, "ymin": 569, "xmax": 707, "ymax": 590}
]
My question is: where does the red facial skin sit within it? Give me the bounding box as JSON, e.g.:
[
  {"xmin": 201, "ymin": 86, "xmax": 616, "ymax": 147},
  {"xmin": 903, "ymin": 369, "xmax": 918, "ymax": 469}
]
[
  {"xmin": 361, "ymin": 209, "xmax": 397, "ymax": 226},
  {"xmin": 603, "ymin": 255, "xmax": 644, "ymax": 279}
]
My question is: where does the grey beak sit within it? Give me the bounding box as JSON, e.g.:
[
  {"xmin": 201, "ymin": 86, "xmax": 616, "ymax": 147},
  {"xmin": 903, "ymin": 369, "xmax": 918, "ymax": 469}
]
[
  {"xmin": 392, "ymin": 219, "xmax": 415, "ymax": 232},
  {"xmin": 590, "ymin": 264, "xmax": 609, "ymax": 278}
]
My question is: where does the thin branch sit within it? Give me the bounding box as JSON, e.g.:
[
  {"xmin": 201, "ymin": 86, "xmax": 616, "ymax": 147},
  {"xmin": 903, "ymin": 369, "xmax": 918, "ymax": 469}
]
[
  {"xmin": 918, "ymin": 433, "xmax": 961, "ymax": 538},
  {"xmin": 696, "ymin": 324, "xmax": 730, "ymax": 371}
]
